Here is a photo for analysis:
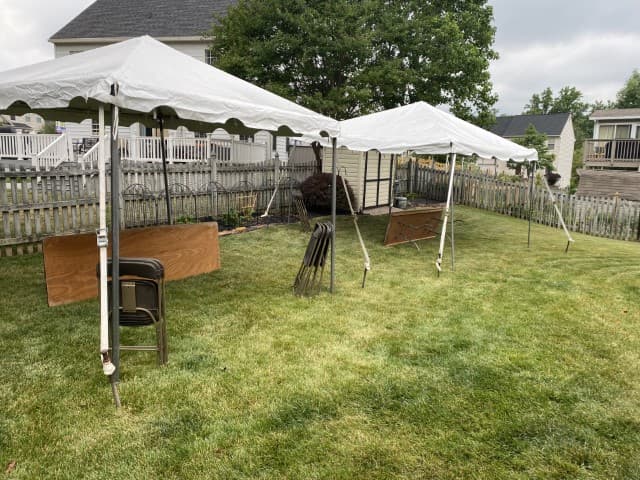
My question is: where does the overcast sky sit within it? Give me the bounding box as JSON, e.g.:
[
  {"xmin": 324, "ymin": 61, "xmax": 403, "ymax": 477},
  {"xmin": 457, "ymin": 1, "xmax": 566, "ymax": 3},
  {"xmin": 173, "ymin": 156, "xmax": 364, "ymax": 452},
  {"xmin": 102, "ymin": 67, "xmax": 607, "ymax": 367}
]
[{"xmin": 1, "ymin": 0, "xmax": 638, "ymax": 116}]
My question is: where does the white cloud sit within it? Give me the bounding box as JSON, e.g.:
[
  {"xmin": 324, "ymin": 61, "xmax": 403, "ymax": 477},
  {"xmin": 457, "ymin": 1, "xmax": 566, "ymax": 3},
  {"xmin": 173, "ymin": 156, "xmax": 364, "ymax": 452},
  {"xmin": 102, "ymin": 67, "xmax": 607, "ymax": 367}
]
[
  {"xmin": 0, "ymin": 0, "xmax": 94, "ymax": 71},
  {"xmin": 490, "ymin": 33, "xmax": 640, "ymax": 114}
]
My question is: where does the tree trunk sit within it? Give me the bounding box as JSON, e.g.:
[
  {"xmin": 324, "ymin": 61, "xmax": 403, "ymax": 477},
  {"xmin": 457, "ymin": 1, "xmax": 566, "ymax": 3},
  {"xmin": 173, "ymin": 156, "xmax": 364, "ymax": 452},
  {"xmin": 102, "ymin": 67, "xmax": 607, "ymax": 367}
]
[{"xmin": 311, "ymin": 141, "xmax": 323, "ymax": 173}]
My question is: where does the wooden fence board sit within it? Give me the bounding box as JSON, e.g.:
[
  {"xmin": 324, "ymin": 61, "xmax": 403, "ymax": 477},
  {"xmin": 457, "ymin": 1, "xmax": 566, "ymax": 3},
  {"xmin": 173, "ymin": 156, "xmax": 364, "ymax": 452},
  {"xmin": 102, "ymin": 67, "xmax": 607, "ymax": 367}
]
[{"xmin": 397, "ymin": 165, "xmax": 640, "ymax": 243}]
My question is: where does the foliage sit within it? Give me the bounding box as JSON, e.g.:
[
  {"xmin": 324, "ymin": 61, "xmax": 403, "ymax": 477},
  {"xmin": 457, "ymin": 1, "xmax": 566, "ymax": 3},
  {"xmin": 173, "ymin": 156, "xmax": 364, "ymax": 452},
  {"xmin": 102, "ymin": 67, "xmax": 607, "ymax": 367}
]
[
  {"xmin": 615, "ymin": 69, "xmax": 640, "ymax": 109},
  {"xmin": 221, "ymin": 210, "xmax": 241, "ymax": 228},
  {"xmin": 208, "ymin": 0, "xmax": 498, "ymax": 126},
  {"xmin": 300, "ymin": 172, "xmax": 354, "ymax": 213},
  {"xmin": 42, "ymin": 121, "xmax": 57, "ymax": 134},
  {"xmin": 523, "ymin": 86, "xmax": 591, "ymax": 144},
  {"xmin": 2, "ymin": 210, "xmax": 640, "ymax": 478},
  {"xmin": 511, "ymin": 124, "xmax": 554, "ymax": 175}
]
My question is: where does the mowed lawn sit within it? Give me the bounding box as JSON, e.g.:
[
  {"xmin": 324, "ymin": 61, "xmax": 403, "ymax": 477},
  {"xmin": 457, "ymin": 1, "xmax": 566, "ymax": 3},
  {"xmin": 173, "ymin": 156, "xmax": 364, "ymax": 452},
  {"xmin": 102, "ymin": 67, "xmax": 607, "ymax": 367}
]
[{"xmin": 1, "ymin": 206, "xmax": 639, "ymax": 479}]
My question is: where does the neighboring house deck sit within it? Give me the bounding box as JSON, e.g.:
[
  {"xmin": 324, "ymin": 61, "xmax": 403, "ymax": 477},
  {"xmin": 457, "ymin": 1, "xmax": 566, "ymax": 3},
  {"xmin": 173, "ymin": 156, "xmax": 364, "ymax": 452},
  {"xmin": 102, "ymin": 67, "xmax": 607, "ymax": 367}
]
[
  {"xmin": 583, "ymin": 109, "xmax": 640, "ymax": 169},
  {"xmin": 481, "ymin": 113, "xmax": 575, "ymax": 189}
]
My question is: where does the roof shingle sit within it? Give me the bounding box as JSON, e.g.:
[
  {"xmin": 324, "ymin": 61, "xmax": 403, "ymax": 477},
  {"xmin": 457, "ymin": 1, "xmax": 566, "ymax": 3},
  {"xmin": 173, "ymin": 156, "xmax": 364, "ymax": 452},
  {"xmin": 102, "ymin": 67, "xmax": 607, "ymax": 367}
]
[
  {"xmin": 491, "ymin": 113, "xmax": 570, "ymax": 138},
  {"xmin": 50, "ymin": 0, "xmax": 237, "ymax": 40}
]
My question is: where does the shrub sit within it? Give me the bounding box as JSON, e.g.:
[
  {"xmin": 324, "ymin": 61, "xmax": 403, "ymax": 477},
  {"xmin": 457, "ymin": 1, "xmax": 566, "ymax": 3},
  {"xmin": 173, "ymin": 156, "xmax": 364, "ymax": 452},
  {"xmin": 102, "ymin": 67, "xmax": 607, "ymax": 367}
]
[
  {"xmin": 300, "ymin": 173, "xmax": 355, "ymax": 213},
  {"xmin": 545, "ymin": 172, "xmax": 561, "ymax": 187}
]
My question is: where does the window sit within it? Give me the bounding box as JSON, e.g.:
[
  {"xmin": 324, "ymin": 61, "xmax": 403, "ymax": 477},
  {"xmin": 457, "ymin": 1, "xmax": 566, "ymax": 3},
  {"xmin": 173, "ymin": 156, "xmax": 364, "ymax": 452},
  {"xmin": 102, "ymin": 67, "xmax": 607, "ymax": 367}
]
[
  {"xmin": 239, "ymin": 134, "xmax": 254, "ymax": 142},
  {"xmin": 205, "ymin": 49, "xmax": 215, "ymax": 65},
  {"xmin": 194, "ymin": 131, "xmax": 207, "ymax": 138},
  {"xmin": 615, "ymin": 125, "xmax": 631, "ymax": 139},
  {"xmin": 91, "ymin": 120, "xmax": 99, "ymax": 136},
  {"xmin": 547, "ymin": 141, "xmax": 555, "ymax": 151},
  {"xmin": 598, "ymin": 124, "xmax": 632, "ymax": 140}
]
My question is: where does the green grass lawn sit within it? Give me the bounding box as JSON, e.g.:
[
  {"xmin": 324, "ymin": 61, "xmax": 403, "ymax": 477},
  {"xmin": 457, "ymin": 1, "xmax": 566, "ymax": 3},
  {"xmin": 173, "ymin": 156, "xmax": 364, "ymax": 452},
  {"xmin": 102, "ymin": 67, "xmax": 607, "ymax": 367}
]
[{"xmin": 1, "ymin": 207, "xmax": 639, "ymax": 479}]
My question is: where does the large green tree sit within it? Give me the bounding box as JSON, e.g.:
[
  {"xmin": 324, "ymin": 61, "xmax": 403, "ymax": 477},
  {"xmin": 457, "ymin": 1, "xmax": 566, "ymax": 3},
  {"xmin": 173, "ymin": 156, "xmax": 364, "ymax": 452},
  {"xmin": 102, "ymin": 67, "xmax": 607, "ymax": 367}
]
[
  {"xmin": 511, "ymin": 124, "xmax": 554, "ymax": 176},
  {"xmin": 208, "ymin": 0, "xmax": 498, "ymax": 125},
  {"xmin": 615, "ymin": 70, "xmax": 640, "ymax": 109},
  {"xmin": 523, "ymin": 86, "xmax": 591, "ymax": 144}
]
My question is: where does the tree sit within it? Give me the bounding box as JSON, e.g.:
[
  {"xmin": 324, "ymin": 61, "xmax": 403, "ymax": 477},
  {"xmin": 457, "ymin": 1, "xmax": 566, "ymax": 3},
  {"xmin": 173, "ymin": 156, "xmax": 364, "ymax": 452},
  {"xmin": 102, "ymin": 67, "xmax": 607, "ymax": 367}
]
[
  {"xmin": 615, "ymin": 70, "xmax": 640, "ymax": 109},
  {"xmin": 511, "ymin": 124, "xmax": 554, "ymax": 176},
  {"xmin": 523, "ymin": 86, "xmax": 591, "ymax": 144},
  {"xmin": 208, "ymin": 0, "xmax": 498, "ymax": 125}
]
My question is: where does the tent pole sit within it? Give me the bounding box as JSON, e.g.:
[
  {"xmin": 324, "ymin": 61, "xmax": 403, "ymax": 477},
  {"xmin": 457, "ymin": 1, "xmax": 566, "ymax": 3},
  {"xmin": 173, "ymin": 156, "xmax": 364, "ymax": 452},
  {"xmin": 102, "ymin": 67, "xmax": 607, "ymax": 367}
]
[
  {"xmin": 110, "ymin": 101, "xmax": 121, "ymax": 404},
  {"xmin": 527, "ymin": 161, "xmax": 535, "ymax": 248},
  {"xmin": 388, "ymin": 154, "xmax": 395, "ymax": 216},
  {"xmin": 436, "ymin": 150, "xmax": 456, "ymax": 275},
  {"xmin": 330, "ymin": 137, "xmax": 337, "ymax": 293},
  {"xmin": 98, "ymin": 105, "xmax": 115, "ymax": 379},
  {"xmin": 157, "ymin": 113, "xmax": 172, "ymax": 225},
  {"xmin": 450, "ymin": 153, "xmax": 456, "ymax": 271}
]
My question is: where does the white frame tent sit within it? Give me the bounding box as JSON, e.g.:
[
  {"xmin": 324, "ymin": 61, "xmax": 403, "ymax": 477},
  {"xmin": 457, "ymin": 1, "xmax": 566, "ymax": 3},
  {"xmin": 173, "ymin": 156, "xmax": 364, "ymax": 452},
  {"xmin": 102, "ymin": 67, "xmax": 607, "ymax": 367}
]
[
  {"xmin": 317, "ymin": 102, "xmax": 539, "ymax": 272},
  {"xmin": 0, "ymin": 36, "xmax": 340, "ymax": 406}
]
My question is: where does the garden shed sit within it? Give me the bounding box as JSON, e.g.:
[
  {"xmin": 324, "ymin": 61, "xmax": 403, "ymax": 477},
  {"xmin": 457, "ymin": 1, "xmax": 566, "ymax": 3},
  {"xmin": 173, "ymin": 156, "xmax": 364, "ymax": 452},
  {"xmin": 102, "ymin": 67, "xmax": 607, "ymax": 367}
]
[{"xmin": 322, "ymin": 147, "xmax": 395, "ymax": 211}]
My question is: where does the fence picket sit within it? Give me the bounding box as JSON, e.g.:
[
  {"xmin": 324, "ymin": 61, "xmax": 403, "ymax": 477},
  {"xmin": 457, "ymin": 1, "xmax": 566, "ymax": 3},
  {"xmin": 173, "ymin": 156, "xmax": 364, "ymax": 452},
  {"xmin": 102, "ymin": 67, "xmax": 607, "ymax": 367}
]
[{"xmin": 397, "ymin": 165, "xmax": 639, "ymax": 245}]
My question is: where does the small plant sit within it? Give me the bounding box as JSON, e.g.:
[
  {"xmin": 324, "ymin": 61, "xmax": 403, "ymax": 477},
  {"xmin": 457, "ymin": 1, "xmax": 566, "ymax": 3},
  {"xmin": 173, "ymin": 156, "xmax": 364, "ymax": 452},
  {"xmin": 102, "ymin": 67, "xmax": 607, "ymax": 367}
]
[
  {"xmin": 221, "ymin": 210, "xmax": 241, "ymax": 228},
  {"xmin": 175, "ymin": 215, "xmax": 195, "ymax": 224}
]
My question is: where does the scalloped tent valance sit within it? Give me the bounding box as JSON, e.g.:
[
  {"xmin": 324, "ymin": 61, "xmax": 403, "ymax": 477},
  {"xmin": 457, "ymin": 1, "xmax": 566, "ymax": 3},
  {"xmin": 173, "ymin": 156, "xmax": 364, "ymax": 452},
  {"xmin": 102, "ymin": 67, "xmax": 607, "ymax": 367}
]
[{"xmin": 0, "ymin": 35, "xmax": 339, "ymax": 137}]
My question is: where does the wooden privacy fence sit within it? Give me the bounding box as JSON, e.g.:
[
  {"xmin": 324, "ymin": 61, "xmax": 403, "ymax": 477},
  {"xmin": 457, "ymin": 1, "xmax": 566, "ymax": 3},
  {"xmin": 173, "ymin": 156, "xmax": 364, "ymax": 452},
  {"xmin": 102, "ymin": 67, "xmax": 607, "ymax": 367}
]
[
  {"xmin": 0, "ymin": 160, "xmax": 317, "ymax": 256},
  {"xmin": 396, "ymin": 164, "xmax": 640, "ymax": 242}
]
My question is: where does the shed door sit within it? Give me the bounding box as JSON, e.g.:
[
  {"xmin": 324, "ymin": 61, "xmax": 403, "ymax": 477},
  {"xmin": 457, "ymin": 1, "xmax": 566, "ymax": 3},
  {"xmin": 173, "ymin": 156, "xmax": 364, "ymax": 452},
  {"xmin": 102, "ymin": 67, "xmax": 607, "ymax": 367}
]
[{"xmin": 363, "ymin": 151, "xmax": 392, "ymax": 208}]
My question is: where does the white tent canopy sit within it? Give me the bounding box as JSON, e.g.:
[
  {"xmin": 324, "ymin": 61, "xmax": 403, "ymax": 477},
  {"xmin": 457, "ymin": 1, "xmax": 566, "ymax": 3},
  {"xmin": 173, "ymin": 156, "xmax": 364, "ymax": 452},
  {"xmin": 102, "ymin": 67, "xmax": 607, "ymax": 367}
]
[
  {"xmin": 315, "ymin": 101, "xmax": 536, "ymax": 162},
  {"xmin": 0, "ymin": 35, "xmax": 341, "ymax": 406},
  {"xmin": 0, "ymin": 35, "xmax": 339, "ymax": 137}
]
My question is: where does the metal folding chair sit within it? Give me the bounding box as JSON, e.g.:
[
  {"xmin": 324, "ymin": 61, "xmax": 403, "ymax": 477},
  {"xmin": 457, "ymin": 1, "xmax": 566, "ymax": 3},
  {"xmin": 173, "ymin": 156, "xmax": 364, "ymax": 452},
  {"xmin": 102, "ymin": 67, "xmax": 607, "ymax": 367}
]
[{"xmin": 99, "ymin": 257, "xmax": 168, "ymax": 365}]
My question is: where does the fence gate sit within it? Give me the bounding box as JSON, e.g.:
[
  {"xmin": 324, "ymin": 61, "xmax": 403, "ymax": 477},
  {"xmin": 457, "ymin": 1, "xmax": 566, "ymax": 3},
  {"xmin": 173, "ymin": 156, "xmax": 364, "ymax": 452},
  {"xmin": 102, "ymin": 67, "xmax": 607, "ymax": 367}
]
[{"xmin": 362, "ymin": 151, "xmax": 393, "ymax": 208}]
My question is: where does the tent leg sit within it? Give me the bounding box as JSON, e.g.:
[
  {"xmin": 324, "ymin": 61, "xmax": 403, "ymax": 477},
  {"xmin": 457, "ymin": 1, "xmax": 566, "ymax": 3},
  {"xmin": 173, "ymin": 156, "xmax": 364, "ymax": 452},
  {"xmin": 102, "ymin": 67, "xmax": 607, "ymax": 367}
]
[
  {"xmin": 110, "ymin": 103, "xmax": 121, "ymax": 392},
  {"xmin": 158, "ymin": 114, "xmax": 172, "ymax": 225},
  {"xmin": 330, "ymin": 138, "xmax": 337, "ymax": 293},
  {"xmin": 527, "ymin": 162, "xmax": 536, "ymax": 248},
  {"xmin": 450, "ymin": 171, "xmax": 455, "ymax": 271},
  {"xmin": 436, "ymin": 152, "xmax": 456, "ymax": 275}
]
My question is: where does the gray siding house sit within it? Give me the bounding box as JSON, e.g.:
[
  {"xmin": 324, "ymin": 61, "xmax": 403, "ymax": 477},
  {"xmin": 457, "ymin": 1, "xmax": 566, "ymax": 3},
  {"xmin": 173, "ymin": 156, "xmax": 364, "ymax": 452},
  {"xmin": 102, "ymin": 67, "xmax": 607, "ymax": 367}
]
[{"xmin": 479, "ymin": 113, "xmax": 575, "ymax": 189}]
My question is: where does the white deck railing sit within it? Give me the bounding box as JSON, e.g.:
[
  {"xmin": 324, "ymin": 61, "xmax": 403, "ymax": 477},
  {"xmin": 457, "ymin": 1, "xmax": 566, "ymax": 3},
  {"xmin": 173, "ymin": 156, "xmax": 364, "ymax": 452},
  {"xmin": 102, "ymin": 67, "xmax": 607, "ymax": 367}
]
[
  {"xmin": 0, "ymin": 133, "xmax": 67, "ymax": 164},
  {"xmin": 1, "ymin": 133, "xmax": 269, "ymax": 167}
]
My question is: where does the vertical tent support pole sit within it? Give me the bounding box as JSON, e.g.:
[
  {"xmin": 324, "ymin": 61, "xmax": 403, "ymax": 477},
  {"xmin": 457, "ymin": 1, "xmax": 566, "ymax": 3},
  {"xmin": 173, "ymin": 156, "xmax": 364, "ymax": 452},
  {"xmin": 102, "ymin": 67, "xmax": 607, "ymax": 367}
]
[
  {"xmin": 527, "ymin": 161, "xmax": 536, "ymax": 248},
  {"xmin": 110, "ymin": 100, "xmax": 122, "ymax": 407},
  {"xmin": 98, "ymin": 105, "xmax": 115, "ymax": 382},
  {"xmin": 388, "ymin": 154, "xmax": 395, "ymax": 217},
  {"xmin": 450, "ymin": 153, "xmax": 456, "ymax": 271},
  {"xmin": 157, "ymin": 113, "xmax": 172, "ymax": 225},
  {"xmin": 436, "ymin": 149, "xmax": 457, "ymax": 275},
  {"xmin": 330, "ymin": 137, "xmax": 337, "ymax": 293}
]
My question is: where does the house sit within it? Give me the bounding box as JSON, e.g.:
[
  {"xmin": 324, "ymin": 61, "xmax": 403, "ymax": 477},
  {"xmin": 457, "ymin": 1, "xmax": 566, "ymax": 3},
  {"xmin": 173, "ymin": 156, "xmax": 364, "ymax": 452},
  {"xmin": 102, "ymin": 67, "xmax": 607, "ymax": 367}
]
[
  {"xmin": 48, "ymin": 0, "xmax": 289, "ymax": 162},
  {"xmin": 582, "ymin": 108, "xmax": 640, "ymax": 170},
  {"xmin": 480, "ymin": 113, "xmax": 575, "ymax": 189},
  {"xmin": 577, "ymin": 108, "xmax": 640, "ymax": 200}
]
